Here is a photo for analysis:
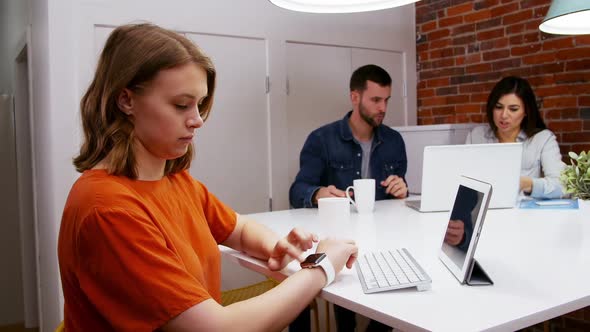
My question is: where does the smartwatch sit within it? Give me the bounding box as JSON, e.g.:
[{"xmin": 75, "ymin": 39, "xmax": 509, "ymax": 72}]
[{"xmin": 300, "ymin": 253, "xmax": 335, "ymax": 287}]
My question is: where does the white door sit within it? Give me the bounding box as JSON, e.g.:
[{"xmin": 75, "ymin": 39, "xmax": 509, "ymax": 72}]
[
  {"xmin": 286, "ymin": 43, "xmax": 406, "ymax": 187},
  {"xmin": 187, "ymin": 34, "xmax": 270, "ymax": 214}
]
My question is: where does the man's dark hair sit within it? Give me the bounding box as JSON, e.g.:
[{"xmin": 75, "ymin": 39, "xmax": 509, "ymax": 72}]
[{"xmin": 349, "ymin": 64, "xmax": 392, "ymax": 92}]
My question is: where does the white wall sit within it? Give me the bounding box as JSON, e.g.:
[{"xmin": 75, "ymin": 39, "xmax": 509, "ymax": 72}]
[
  {"xmin": 29, "ymin": 0, "xmax": 418, "ymax": 330},
  {"xmin": 0, "ymin": 0, "xmax": 31, "ymax": 326}
]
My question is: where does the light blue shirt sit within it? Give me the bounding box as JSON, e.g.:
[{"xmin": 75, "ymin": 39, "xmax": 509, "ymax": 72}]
[{"xmin": 465, "ymin": 126, "xmax": 566, "ymax": 199}]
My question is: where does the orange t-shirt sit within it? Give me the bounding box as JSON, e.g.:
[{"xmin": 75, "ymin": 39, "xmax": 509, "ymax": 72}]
[{"xmin": 58, "ymin": 169, "xmax": 237, "ymax": 331}]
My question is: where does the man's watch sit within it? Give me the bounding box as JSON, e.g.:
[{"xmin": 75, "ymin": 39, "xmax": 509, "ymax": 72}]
[{"xmin": 300, "ymin": 253, "xmax": 335, "ymax": 287}]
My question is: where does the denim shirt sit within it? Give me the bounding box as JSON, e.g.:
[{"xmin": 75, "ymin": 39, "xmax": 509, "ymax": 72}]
[{"xmin": 289, "ymin": 111, "xmax": 408, "ymax": 208}]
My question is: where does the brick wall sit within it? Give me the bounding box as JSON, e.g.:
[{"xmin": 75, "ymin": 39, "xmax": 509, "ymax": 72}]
[{"xmin": 416, "ymin": 0, "xmax": 590, "ymax": 158}]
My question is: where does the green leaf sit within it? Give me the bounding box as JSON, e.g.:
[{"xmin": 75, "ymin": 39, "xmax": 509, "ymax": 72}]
[{"xmin": 569, "ymin": 151, "xmax": 579, "ymax": 160}]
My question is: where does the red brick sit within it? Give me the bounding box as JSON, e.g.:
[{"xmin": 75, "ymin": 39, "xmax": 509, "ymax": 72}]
[
  {"xmin": 453, "ymin": 35, "xmax": 476, "ymax": 45},
  {"xmin": 429, "ymin": 29, "xmax": 451, "ymax": 40},
  {"xmin": 503, "ymin": 9, "xmax": 533, "ymax": 25},
  {"xmin": 556, "ymin": 47, "xmax": 590, "ymax": 60},
  {"xmin": 419, "ymin": 51, "xmax": 429, "ymax": 62},
  {"xmin": 547, "ymin": 120, "xmax": 583, "ymax": 132},
  {"xmin": 467, "ymin": 63, "xmax": 492, "ymax": 74},
  {"xmin": 543, "ymin": 37, "xmax": 575, "ymax": 50},
  {"xmin": 418, "ymin": 88, "xmax": 435, "ymax": 99},
  {"xmin": 523, "ymin": 32, "xmax": 540, "ymax": 43},
  {"xmin": 426, "ymin": 77, "xmax": 451, "ymax": 88},
  {"xmin": 440, "ymin": 15, "xmax": 464, "ymax": 28},
  {"xmin": 421, "ymin": 96, "xmax": 448, "ymax": 107},
  {"xmin": 431, "ymin": 38, "xmax": 453, "ymax": 49},
  {"xmin": 491, "ymin": 3, "xmax": 519, "ymax": 17},
  {"xmin": 571, "ymin": 144, "xmax": 590, "ymax": 154},
  {"xmin": 529, "ymin": 63, "xmax": 565, "ymax": 75},
  {"xmin": 455, "ymin": 114, "xmax": 471, "ymax": 123},
  {"xmin": 506, "ymin": 23, "xmax": 525, "ymax": 35},
  {"xmin": 420, "ymin": 67, "xmax": 465, "ymax": 79},
  {"xmin": 483, "ymin": 49, "xmax": 510, "ymax": 61},
  {"xmin": 481, "ymin": 37, "xmax": 509, "ymax": 50},
  {"xmin": 417, "ymin": 43, "xmax": 428, "ymax": 52},
  {"xmin": 570, "ymin": 84, "xmax": 590, "ymax": 95},
  {"xmin": 434, "ymin": 115, "xmax": 456, "ymax": 124},
  {"xmin": 476, "ymin": 17, "xmax": 502, "ymax": 31},
  {"xmin": 511, "ymin": 44, "xmax": 542, "ymax": 56},
  {"xmin": 585, "ymin": 121, "xmax": 590, "ymax": 131},
  {"xmin": 460, "ymin": 82, "xmax": 495, "ymax": 93},
  {"xmin": 436, "ymin": 86, "xmax": 458, "ymax": 96},
  {"xmin": 576, "ymin": 35, "xmax": 590, "ymax": 46},
  {"xmin": 456, "ymin": 56, "xmax": 465, "ymax": 66},
  {"xmin": 470, "ymin": 114, "xmax": 485, "ymax": 122},
  {"xmin": 447, "ymin": 95, "xmax": 470, "ymax": 104},
  {"xmin": 471, "ymin": 93, "xmax": 489, "ymax": 103},
  {"xmin": 432, "ymin": 106, "xmax": 455, "ymax": 116},
  {"xmin": 535, "ymin": 85, "xmax": 571, "ymax": 97},
  {"xmin": 525, "ymin": 18, "xmax": 543, "ymax": 31},
  {"xmin": 419, "ymin": 117, "xmax": 436, "ymax": 125},
  {"xmin": 456, "ymin": 104, "xmax": 483, "ymax": 113},
  {"xmin": 464, "ymin": 9, "xmax": 492, "ymax": 23},
  {"xmin": 477, "ymin": 28, "xmax": 504, "ymax": 41},
  {"xmin": 555, "ymin": 72, "xmax": 590, "ymax": 84},
  {"xmin": 492, "ymin": 58, "xmax": 521, "ymax": 71},
  {"xmin": 432, "ymin": 57, "xmax": 455, "ymax": 68},
  {"xmin": 509, "ymin": 35, "xmax": 524, "ymax": 45},
  {"xmin": 452, "ymin": 23, "xmax": 475, "ymax": 35},
  {"xmin": 421, "ymin": 21, "xmax": 437, "ymax": 33},
  {"xmin": 521, "ymin": 0, "xmax": 550, "ymax": 9},
  {"xmin": 418, "ymin": 108, "xmax": 433, "ymax": 118},
  {"xmin": 447, "ymin": 2, "xmax": 473, "ymax": 17},
  {"xmin": 528, "ymin": 75, "xmax": 555, "ymax": 86},
  {"xmin": 522, "ymin": 52, "xmax": 556, "ymax": 65},
  {"xmin": 566, "ymin": 59, "xmax": 590, "ymax": 71},
  {"xmin": 579, "ymin": 96, "xmax": 590, "ymax": 107},
  {"xmin": 474, "ymin": 0, "xmax": 500, "ymax": 10},
  {"xmin": 464, "ymin": 53, "xmax": 482, "ymax": 64},
  {"xmin": 543, "ymin": 97, "xmax": 577, "ymax": 108}
]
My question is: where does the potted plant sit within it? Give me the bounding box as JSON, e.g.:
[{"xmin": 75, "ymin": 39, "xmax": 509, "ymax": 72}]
[{"xmin": 561, "ymin": 151, "xmax": 590, "ymax": 200}]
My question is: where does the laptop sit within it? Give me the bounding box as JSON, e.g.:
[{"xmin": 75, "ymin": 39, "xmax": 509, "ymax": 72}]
[
  {"xmin": 405, "ymin": 143, "xmax": 522, "ymax": 212},
  {"xmin": 439, "ymin": 176, "xmax": 493, "ymax": 285}
]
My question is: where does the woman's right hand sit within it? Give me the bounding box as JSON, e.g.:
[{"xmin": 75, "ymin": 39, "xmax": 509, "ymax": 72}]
[{"xmin": 315, "ymin": 238, "xmax": 358, "ymax": 273}]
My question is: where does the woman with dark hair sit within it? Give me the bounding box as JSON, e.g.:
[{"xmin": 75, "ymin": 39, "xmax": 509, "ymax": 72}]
[{"xmin": 466, "ymin": 76, "xmax": 565, "ymax": 199}]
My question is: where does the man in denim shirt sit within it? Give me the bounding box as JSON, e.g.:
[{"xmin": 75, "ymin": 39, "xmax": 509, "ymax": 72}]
[{"xmin": 289, "ymin": 65, "xmax": 407, "ymax": 332}]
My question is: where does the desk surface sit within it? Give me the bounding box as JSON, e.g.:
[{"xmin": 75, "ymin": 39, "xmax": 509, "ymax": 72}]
[{"xmin": 220, "ymin": 199, "xmax": 590, "ymax": 332}]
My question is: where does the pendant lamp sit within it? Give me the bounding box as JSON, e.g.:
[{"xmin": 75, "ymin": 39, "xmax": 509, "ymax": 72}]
[
  {"xmin": 539, "ymin": 0, "xmax": 590, "ymax": 35},
  {"xmin": 268, "ymin": 0, "xmax": 421, "ymax": 14}
]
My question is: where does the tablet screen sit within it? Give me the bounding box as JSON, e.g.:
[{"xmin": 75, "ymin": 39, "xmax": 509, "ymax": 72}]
[{"xmin": 441, "ymin": 184, "xmax": 484, "ymax": 270}]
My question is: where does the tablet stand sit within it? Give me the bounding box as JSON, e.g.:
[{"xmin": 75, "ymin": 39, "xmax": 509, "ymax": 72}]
[{"xmin": 465, "ymin": 259, "xmax": 493, "ymax": 286}]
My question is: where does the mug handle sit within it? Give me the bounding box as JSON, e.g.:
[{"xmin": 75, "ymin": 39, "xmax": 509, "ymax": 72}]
[{"xmin": 345, "ymin": 186, "xmax": 357, "ymax": 208}]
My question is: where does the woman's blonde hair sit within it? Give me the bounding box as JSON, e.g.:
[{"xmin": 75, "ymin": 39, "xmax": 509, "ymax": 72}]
[{"xmin": 74, "ymin": 23, "xmax": 216, "ymax": 178}]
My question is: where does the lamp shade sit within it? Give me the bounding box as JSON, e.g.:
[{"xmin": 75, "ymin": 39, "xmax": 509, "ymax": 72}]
[
  {"xmin": 268, "ymin": 0, "xmax": 420, "ymax": 13},
  {"xmin": 539, "ymin": 0, "xmax": 590, "ymax": 35}
]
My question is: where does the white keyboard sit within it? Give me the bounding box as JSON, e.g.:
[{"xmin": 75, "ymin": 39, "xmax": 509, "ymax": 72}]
[{"xmin": 355, "ymin": 248, "xmax": 432, "ymax": 293}]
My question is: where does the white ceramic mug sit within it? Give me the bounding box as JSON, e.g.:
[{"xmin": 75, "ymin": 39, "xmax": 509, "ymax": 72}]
[
  {"xmin": 346, "ymin": 179, "xmax": 376, "ymax": 214},
  {"xmin": 318, "ymin": 197, "xmax": 350, "ymax": 222}
]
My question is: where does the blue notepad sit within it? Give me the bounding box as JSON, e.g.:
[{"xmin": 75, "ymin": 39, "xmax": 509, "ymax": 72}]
[{"xmin": 519, "ymin": 198, "xmax": 579, "ymax": 210}]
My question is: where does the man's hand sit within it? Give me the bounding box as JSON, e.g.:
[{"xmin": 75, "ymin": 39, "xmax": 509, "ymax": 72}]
[
  {"xmin": 313, "ymin": 185, "xmax": 347, "ymax": 204},
  {"xmin": 444, "ymin": 219, "xmax": 465, "ymax": 246},
  {"xmin": 381, "ymin": 175, "xmax": 408, "ymax": 198},
  {"xmin": 267, "ymin": 228, "xmax": 319, "ymax": 271}
]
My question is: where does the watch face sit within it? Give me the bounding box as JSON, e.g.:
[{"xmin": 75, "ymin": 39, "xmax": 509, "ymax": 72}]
[{"xmin": 301, "ymin": 253, "xmax": 326, "ymax": 268}]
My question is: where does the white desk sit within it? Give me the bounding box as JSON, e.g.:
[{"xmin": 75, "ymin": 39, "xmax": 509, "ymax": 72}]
[{"xmin": 220, "ymin": 199, "xmax": 590, "ymax": 331}]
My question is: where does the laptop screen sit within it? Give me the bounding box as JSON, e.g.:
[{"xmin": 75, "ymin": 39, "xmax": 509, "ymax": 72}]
[{"xmin": 441, "ymin": 184, "xmax": 484, "ymax": 270}]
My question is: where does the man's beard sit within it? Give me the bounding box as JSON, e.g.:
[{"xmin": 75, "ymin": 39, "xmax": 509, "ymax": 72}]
[{"xmin": 359, "ymin": 100, "xmax": 382, "ymax": 128}]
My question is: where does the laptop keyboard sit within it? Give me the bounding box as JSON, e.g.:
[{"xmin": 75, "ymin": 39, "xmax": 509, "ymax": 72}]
[{"xmin": 355, "ymin": 248, "xmax": 432, "ymax": 293}]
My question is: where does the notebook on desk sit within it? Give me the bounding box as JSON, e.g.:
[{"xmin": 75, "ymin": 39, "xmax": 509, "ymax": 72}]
[{"xmin": 405, "ymin": 143, "xmax": 522, "ymax": 212}]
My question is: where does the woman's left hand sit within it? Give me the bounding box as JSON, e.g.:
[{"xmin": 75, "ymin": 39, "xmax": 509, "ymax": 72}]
[{"xmin": 267, "ymin": 228, "xmax": 318, "ymax": 271}]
